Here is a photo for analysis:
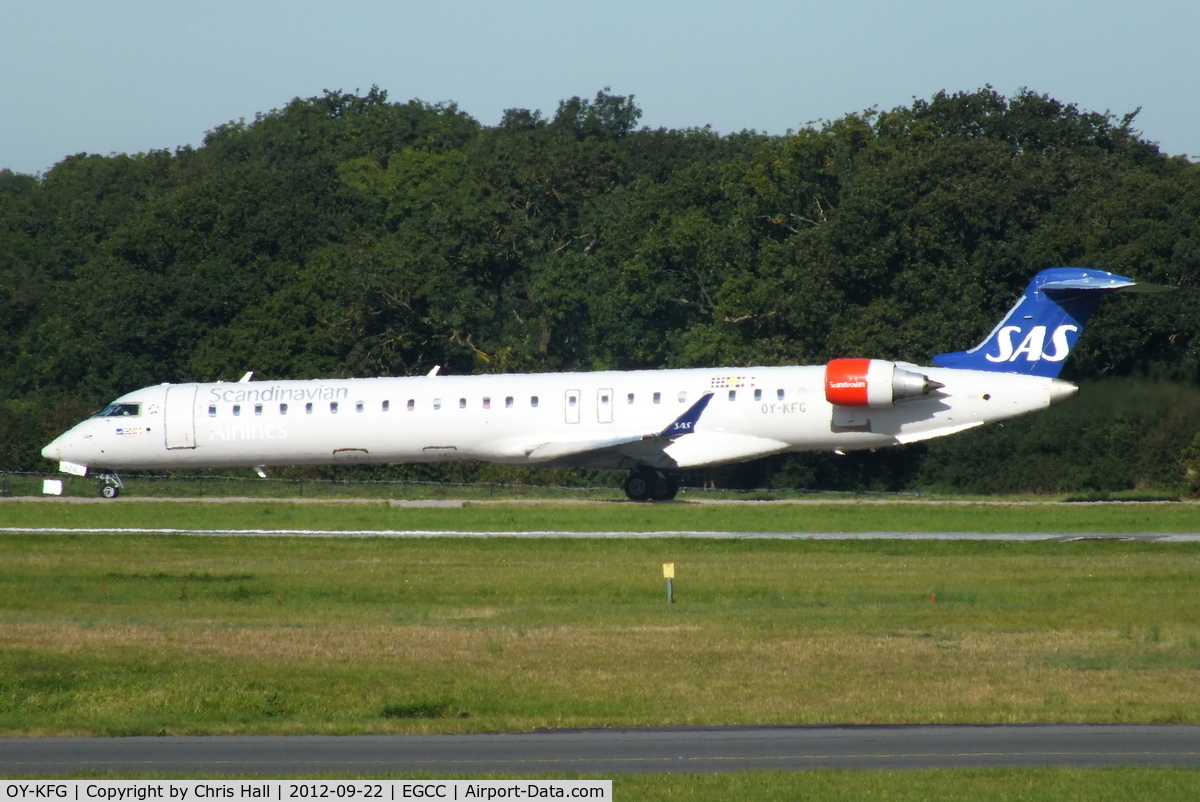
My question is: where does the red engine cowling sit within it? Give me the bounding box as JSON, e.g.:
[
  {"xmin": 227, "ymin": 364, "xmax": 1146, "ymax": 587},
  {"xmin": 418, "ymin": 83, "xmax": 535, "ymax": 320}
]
[{"xmin": 825, "ymin": 359, "xmax": 942, "ymax": 408}]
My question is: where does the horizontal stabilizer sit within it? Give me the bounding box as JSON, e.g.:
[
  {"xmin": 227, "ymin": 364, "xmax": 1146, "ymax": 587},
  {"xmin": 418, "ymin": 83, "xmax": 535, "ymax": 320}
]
[{"xmin": 1040, "ymin": 275, "xmax": 1170, "ymax": 293}]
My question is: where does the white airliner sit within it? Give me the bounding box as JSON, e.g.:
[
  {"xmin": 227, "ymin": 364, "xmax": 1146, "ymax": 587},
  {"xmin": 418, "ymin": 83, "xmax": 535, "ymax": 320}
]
[{"xmin": 42, "ymin": 268, "xmax": 1158, "ymax": 500}]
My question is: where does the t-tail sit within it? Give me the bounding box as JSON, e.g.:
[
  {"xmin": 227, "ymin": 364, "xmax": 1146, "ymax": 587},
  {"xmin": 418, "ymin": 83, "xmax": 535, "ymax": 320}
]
[{"xmin": 932, "ymin": 267, "xmax": 1163, "ymax": 378}]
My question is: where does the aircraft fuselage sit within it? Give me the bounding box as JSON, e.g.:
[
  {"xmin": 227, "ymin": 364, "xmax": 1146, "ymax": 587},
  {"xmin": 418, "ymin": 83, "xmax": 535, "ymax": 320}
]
[{"xmin": 42, "ymin": 365, "xmax": 1075, "ymax": 474}]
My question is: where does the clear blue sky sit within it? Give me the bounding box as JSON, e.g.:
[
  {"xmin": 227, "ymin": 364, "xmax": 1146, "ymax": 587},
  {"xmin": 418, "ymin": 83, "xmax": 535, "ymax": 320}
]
[{"xmin": 4, "ymin": 0, "xmax": 1197, "ymax": 176}]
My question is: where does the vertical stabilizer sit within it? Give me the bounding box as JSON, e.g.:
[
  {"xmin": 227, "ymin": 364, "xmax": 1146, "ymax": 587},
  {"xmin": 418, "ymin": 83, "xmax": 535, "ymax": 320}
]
[{"xmin": 932, "ymin": 268, "xmax": 1147, "ymax": 377}]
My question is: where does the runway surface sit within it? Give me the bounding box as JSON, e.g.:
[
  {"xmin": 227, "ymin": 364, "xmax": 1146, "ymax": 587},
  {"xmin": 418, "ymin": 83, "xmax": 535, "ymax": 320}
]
[
  {"xmin": 3, "ymin": 525, "xmax": 1200, "ymax": 541},
  {"xmin": 4, "ymin": 726, "xmax": 1199, "ymax": 774}
]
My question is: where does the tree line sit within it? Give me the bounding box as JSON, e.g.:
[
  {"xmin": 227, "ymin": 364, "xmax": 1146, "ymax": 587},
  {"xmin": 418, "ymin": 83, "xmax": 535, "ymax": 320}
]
[{"xmin": 3, "ymin": 86, "xmax": 1199, "ymax": 492}]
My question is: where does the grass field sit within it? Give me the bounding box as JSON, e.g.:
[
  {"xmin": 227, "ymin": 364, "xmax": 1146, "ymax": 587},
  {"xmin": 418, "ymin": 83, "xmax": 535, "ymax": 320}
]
[
  {"xmin": 5, "ymin": 497, "xmax": 1200, "ymax": 533},
  {"xmin": 2, "ymin": 499, "xmax": 1199, "ymax": 736},
  {"xmin": 3, "ymin": 468, "xmax": 1190, "ymax": 502},
  {"xmin": 508, "ymin": 768, "xmax": 1200, "ymax": 801},
  {"xmin": 4, "ymin": 501, "xmax": 1199, "ymax": 796}
]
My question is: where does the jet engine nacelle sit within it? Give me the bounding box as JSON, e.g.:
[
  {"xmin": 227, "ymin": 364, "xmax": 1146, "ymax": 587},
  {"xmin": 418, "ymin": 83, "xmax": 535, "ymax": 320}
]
[{"xmin": 824, "ymin": 358, "xmax": 943, "ymax": 408}]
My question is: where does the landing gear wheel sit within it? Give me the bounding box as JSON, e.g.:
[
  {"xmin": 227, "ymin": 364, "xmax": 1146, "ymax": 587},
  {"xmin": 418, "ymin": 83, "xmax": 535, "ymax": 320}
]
[
  {"xmin": 624, "ymin": 472, "xmax": 652, "ymax": 502},
  {"xmin": 98, "ymin": 473, "xmax": 124, "ymax": 499},
  {"xmin": 653, "ymin": 475, "xmax": 680, "ymax": 501},
  {"xmin": 625, "ymin": 471, "xmax": 679, "ymax": 501},
  {"xmin": 649, "ymin": 475, "xmax": 673, "ymax": 501}
]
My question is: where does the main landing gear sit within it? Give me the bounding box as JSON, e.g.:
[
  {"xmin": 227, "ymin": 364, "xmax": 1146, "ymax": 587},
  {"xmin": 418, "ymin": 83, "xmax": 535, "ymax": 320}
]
[
  {"xmin": 98, "ymin": 473, "xmax": 124, "ymax": 499},
  {"xmin": 623, "ymin": 470, "xmax": 679, "ymax": 502}
]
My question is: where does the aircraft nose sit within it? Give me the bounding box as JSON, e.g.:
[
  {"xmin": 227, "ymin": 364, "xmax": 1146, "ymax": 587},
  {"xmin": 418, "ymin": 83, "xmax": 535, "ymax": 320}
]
[{"xmin": 41, "ymin": 434, "xmax": 63, "ymax": 462}]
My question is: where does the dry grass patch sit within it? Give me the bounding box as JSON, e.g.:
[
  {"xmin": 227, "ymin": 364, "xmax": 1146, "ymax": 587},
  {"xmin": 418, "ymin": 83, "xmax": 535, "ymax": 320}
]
[{"xmin": 3, "ymin": 619, "xmax": 1199, "ymax": 732}]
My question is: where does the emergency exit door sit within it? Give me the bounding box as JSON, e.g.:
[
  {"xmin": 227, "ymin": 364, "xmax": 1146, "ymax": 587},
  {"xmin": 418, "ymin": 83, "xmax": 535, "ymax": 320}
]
[
  {"xmin": 565, "ymin": 389, "xmax": 581, "ymax": 424},
  {"xmin": 597, "ymin": 388, "xmax": 613, "ymax": 423}
]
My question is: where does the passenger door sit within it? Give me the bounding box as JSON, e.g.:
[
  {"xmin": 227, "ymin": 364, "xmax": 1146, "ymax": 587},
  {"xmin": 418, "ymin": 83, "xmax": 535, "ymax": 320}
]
[{"xmin": 164, "ymin": 385, "xmax": 197, "ymax": 449}]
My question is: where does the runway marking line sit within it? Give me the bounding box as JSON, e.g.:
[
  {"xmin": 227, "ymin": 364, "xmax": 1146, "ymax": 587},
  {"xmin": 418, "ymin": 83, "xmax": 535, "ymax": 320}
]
[{"xmin": 1, "ymin": 527, "xmax": 1191, "ymax": 540}]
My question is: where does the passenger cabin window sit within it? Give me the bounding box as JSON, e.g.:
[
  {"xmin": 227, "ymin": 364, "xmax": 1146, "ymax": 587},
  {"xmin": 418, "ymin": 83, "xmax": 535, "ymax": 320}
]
[
  {"xmin": 653, "ymin": 392, "xmax": 661, "ymax": 404},
  {"xmin": 254, "ymin": 404, "xmax": 263, "ymax": 416},
  {"xmin": 728, "ymin": 390, "xmax": 736, "ymax": 401},
  {"xmin": 434, "ymin": 399, "xmax": 442, "ymax": 410},
  {"xmin": 208, "ymin": 405, "xmax": 217, "ymax": 417},
  {"xmin": 459, "ymin": 398, "xmax": 467, "ymax": 409},
  {"xmin": 627, "ymin": 393, "xmax": 635, "ymax": 404},
  {"xmin": 356, "ymin": 401, "xmax": 364, "ymax": 413},
  {"xmin": 531, "ymin": 396, "xmax": 539, "ymax": 408},
  {"xmin": 505, "ymin": 396, "xmax": 513, "ymax": 408},
  {"xmin": 96, "ymin": 403, "xmax": 141, "ymax": 417},
  {"xmin": 280, "ymin": 403, "xmax": 288, "ymax": 415},
  {"xmin": 330, "ymin": 402, "xmax": 339, "ymax": 414},
  {"xmin": 568, "ymin": 396, "xmax": 577, "ymax": 407},
  {"xmin": 678, "ymin": 391, "xmax": 687, "ymax": 403},
  {"xmin": 483, "ymin": 397, "xmax": 491, "ymax": 409},
  {"xmin": 407, "ymin": 399, "xmax": 415, "ymax": 411},
  {"xmin": 305, "ymin": 402, "xmax": 313, "ymax": 414},
  {"xmin": 382, "ymin": 400, "xmax": 390, "ymax": 412},
  {"xmin": 233, "ymin": 405, "xmax": 241, "ymax": 416},
  {"xmin": 777, "ymin": 389, "xmax": 785, "ymax": 400},
  {"xmin": 754, "ymin": 389, "xmax": 762, "ymax": 402}
]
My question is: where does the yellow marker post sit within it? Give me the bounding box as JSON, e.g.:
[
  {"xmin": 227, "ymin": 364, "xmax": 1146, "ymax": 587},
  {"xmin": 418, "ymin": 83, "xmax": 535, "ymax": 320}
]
[{"xmin": 663, "ymin": 563, "xmax": 675, "ymax": 604}]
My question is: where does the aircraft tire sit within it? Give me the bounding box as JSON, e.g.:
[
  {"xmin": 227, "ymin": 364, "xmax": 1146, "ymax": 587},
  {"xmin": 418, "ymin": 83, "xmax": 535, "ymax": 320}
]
[
  {"xmin": 100, "ymin": 483, "xmax": 120, "ymax": 499},
  {"xmin": 649, "ymin": 475, "xmax": 674, "ymax": 501},
  {"xmin": 624, "ymin": 472, "xmax": 652, "ymax": 502}
]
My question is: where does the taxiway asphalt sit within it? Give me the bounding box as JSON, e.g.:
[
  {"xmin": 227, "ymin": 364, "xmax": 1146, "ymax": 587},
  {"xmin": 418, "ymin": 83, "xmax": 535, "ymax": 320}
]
[
  {"xmin": 3, "ymin": 726, "xmax": 1199, "ymax": 774},
  {"xmin": 4, "ymin": 525, "xmax": 1200, "ymax": 540}
]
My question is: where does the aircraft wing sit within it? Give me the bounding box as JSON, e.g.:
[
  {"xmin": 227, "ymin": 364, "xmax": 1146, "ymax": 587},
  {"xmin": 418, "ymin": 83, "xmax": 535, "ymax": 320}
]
[
  {"xmin": 521, "ymin": 393, "xmax": 714, "ymax": 466},
  {"xmin": 479, "ymin": 392, "xmax": 787, "ymax": 469}
]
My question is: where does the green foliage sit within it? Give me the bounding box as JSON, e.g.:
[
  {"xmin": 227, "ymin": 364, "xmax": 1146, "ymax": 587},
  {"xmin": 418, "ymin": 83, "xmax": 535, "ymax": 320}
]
[
  {"xmin": 3, "ymin": 86, "xmax": 1200, "ymax": 493},
  {"xmin": 917, "ymin": 379, "xmax": 1200, "ymax": 494}
]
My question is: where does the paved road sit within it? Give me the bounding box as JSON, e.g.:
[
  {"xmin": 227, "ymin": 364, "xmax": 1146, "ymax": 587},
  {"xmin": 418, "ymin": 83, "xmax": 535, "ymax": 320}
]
[{"xmin": 3, "ymin": 726, "xmax": 1198, "ymax": 774}]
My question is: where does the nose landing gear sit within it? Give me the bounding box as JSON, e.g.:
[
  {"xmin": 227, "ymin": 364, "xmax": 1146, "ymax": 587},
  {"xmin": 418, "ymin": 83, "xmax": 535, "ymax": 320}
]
[
  {"xmin": 98, "ymin": 473, "xmax": 124, "ymax": 499},
  {"xmin": 623, "ymin": 470, "xmax": 679, "ymax": 501}
]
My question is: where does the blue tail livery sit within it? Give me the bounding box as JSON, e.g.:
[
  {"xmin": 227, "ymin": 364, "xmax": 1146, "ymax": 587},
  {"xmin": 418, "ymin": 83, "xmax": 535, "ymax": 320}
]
[{"xmin": 933, "ymin": 267, "xmax": 1162, "ymax": 377}]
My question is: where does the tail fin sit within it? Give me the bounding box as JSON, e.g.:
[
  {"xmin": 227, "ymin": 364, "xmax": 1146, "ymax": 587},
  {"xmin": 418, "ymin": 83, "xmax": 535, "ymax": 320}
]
[{"xmin": 932, "ymin": 267, "xmax": 1160, "ymax": 377}]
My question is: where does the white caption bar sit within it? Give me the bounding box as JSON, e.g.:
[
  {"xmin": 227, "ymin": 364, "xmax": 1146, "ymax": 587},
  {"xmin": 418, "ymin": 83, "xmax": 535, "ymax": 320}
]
[{"xmin": 0, "ymin": 783, "xmax": 611, "ymax": 802}]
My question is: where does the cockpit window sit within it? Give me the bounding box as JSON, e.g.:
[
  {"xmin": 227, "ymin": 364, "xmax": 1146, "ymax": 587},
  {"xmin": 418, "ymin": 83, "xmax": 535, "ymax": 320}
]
[{"xmin": 95, "ymin": 403, "xmax": 141, "ymax": 418}]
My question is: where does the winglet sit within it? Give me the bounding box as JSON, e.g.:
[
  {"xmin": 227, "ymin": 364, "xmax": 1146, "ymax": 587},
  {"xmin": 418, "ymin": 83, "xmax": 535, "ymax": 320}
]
[{"xmin": 650, "ymin": 392, "xmax": 713, "ymax": 439}]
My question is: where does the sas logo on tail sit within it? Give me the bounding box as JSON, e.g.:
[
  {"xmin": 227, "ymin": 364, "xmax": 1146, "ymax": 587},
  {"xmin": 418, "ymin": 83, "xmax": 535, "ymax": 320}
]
[{"xmin": 987, "ymin": 325, "xmax": 1078, "ymax": 363}]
